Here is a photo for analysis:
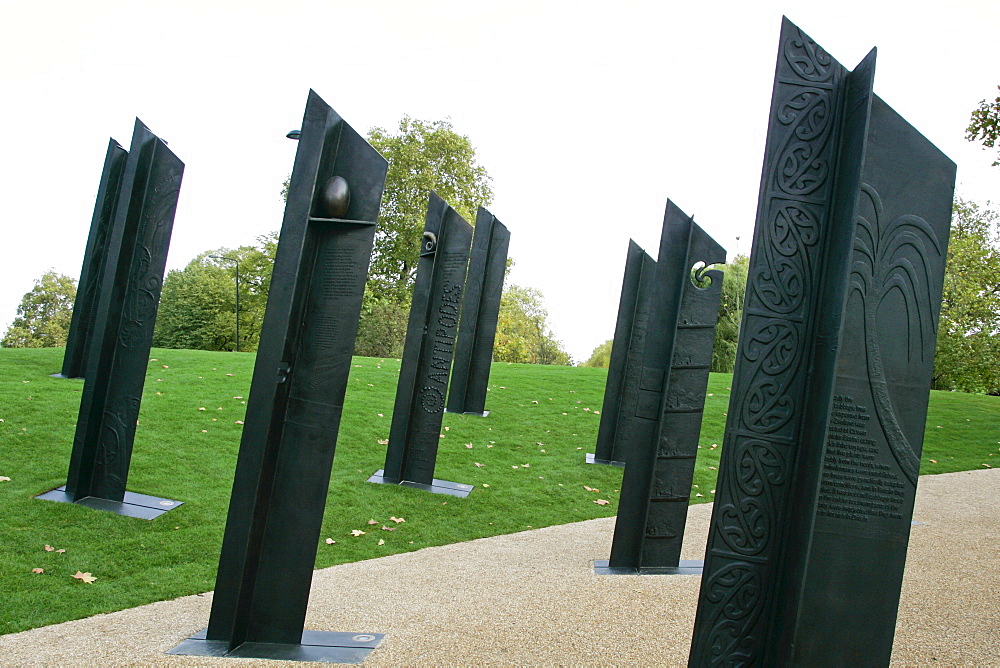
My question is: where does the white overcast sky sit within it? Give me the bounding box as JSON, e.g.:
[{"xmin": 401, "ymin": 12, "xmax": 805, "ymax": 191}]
[{"xmin": 1, "ymin": 0, "xmax": 997, "ymax": 361}]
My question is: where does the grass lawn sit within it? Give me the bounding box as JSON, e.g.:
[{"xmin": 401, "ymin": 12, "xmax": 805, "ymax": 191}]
[{"xmin": 1, "ymin": 347, "xmax": 997, "ymax": 635}]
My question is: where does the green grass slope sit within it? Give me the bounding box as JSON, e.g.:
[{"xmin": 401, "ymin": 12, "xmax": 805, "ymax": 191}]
[{"xmin": 0, "ymin": 347, "xmax": 996, "ymax": 635}]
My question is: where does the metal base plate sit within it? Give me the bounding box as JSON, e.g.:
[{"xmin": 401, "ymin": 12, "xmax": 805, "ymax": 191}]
[
  {"xmin": 592, "ymin": 558, "xmax": 704, "ymax": 576},
  {"xmin": 167, "ymin": 628, "xmax": 383, "ymax": 664},
  {"xmin": 444, "ymin": 408, "xmax": 490, "ymax": 417},
  {"xmin": 585, "ymin": 453, "xmax": 626, "ymax": 468},
  {"xmin": 367, "ymin": 470, "xmax": 473, "ymax": 498},
  {"xmin": 36, "ymin": 486, "xmax": 183, "ymax": 520}
]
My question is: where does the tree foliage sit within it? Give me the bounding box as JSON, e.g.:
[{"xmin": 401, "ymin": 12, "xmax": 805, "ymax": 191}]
[
  {"xmin": 711, "ymin": 254, "xmax": 749, "ymax": 373},
  {"xmin": 932, "ymin": 198, "xmax": 1000, "ymax": 394},
  {"xmin": 583, "ymin": 339, "xmax": 613, "ymax": 368},
  {"xmin": 966, "ymin": 85, "xmax": 1000, "ymax": 167},
  {"xmin": 2, "ymin": 271, "xmax": 77, "ymax": 348},
  {"xmin": 153, "ymin": 233, "xmax": 277, "ymax": 352},
  {"xmin": 366, "ymin": 117, "xmax": 493, "ymax": 303},
  {"xmin": 495, "ymin": 285, "xmax": 572, "ymax": 365}
]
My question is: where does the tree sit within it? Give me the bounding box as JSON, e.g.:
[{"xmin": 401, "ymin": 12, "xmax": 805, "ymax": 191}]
[
  {"xmin": 2, "ymin": 271, "xmax": 77, "ymax": 348},
  {"xmin": 583, "ymin": 339, "xmax": 613, "ymax": 368},
  {"xmin": 495, "ymin": 284, "xmax": 572, "ymax": 365},
  {"xmin": 711, "ymin": 254, "xmax": 749, "ymax": 373},
  {"xmin": 366, "ymin": 117, "xmax": 494, "ymax": 303},
  {"xmin": 153, "ymin": 233, "xmax": 276, "ymax": 352},
  {"xmin": 932, "ymin": 198, "xmax": 1000, "ymax": 394},
  {"xmin": 967, "ymin": 85, "xmax": 1000, "ymax": 167}
]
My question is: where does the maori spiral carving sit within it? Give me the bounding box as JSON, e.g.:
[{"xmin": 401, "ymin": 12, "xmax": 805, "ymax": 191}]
[
  {"xmin": 701, "ymin": 563, "xmax": 764, "ymax": 665},
  {"xmin": 739, "ymin": 320, "xmax": 799, "ymax": 434},
  {"xmin": 783, "ymin": 31, "xmax": 834, "ymax": 83},
  {"xmin": 693, "ymin": 23, "xmax": 844, "ymax": 665},
  {"xmin": 715, "ymin": 439, "xmax": 785, "ymax": 556}
]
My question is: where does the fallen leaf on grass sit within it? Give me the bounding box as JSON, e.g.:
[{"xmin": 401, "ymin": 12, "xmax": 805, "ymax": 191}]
[
  {"xmin": 377, "ymin": 539, "xmax": 385, "ymax": 546},
  {"xmin": 377, "ymin": 439, "xmax": 389, "ymax": 445},
  {"xmin": 929, "ymin": 459, "xmax": 938, "ymax": 464},
  {"xmin": 465, "ymin": 443, "xmax": 474, "ymax": 449},
  {"xmin": 32, "ymin": 568, "xmax": 44, "ymax": 574},
  {"xmin": 350, "ymin": 530, "xmax": 366, "ymax": 537},
  {"xmin": 594, "ymin": 499, "xmax": 610, "ymax": 506},
  {"xmin": 0, "ymin": 476, "xmax": 10, "ymax": 482},
  {"xmin": 389, "ymin": 516, "xmax": 405, "ymax": 523},
  {"xmin": 73, "ymin": 571, "xmax": 97, "ymax": 584},
  {"xmin": 475, "ymin": 462, "xmax": 485, "ymax": 467},
  {"xmin": 44, "ymin": 545, "xmax": 54, "ymax": 552},
  {"xmin": 56, "ymin": 549, "xmax": 66, "ymax": 554},
  {"xmin": 381, "ymin": 525, "xmax": 396, "ymax": 531},
  {"xmin": 367, "ymin": 519, "xmax": 378, "ymax": 525},
  {"xmin": 583, "ymin": 486, "xmax": 599, "ymax": 492},
  {"xmin": 236, "ymin": 421, "xmax": 244, "ymax": 425},
  {"xmin": 325, "ymin": 538, "xmax": 336, "ymax": 544}
]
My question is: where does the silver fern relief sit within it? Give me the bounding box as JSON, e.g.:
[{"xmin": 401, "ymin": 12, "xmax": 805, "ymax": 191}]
[{"xmin": 849, "ymin": 183, "xmax": 942, "ymax": 485}]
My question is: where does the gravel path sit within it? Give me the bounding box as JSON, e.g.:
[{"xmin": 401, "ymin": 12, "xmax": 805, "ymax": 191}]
[{"xmin": 2, "ymin": 468, "xmax": 997, "ymax": 666}]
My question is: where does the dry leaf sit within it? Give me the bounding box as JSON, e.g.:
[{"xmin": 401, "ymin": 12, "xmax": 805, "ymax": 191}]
[
  {"xmin": 367, "ymin": 519, "xmax": 378, "ymax": 525},
  {"xmin": 512, "ymin": 465, "xmax": 519, "ymax": 469},
  {"xmin": 0, "ymin": 476, "xmax": 10, "ymax": 482},
  {"xmin": 465, "ymin": 443, "xmax": 474, "ymax": 449},
  {"xmin": 325, "ymin": 538, "xmax": 336, "ymax": 544},
  {"xmin": 55, "ymin": 549, "xmax": 66, "ymax": 554},
  {"xmin": 31, "ymin": 568, "xmax": 44, "ymax": 574},
  {"xmin": 389, "ymin": 516, "xmax": 405, "ymax": 523},
  {"xmin": 377, "ymin": 413, "xmax": 384, "ymax": 418},
  {"xmin": 44, "ymin": 545, "xmax": 54, "ymax": 552},
  {"xmin": 593, "ymin": 499, "xmax": 610, "ymax": 506},
  {"xmin": 482, "ymin": 483, "xmax": 490, "ymax": 488},
  {"xmin": 929, "ymin": 459, "xmax": 938, "ymax": 464},
  {"xmin": 381, "ymin": 525, "xmax": 396, "ymax": 531},
  {"xmin": 377, "ymin": 539, "xmax": 385, "ymax": 546},
  {"xmin": 522, "ymin": 463, "xmax": 530, "ymax": 468},
  {"xmin": 475, "ymin": 462, "xmax": 484, "ymax": 467},
  {"xmin": 377, "ymin": 439, "xmax": 389, "ymax": 445},
  {"xmin": 73, "ymin": 571, "xmax": 97, "ymax": 584},
  {"xmin": 350, "ymin": 529, "xmax": 366, "ymax": 537},
  {"xmin": 583, "ymin": 486, "xmax": 598, "ymax": 492}
]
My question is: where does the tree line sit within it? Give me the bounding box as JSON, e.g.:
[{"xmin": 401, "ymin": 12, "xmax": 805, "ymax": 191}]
[{"xmin": 3, "ymin": 116, "xmax": 572, "ymax": 366}]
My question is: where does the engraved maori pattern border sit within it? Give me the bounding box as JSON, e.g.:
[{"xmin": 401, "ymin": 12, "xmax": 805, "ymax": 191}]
[{"xmin": 692, "ymin": 25, "xmax": 844, "ymax": 665}]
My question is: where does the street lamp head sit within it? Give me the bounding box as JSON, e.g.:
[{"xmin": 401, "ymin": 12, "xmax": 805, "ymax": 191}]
[{"xmin": 286, "ymin": 130, "xmax": 301, "ymax": 140}]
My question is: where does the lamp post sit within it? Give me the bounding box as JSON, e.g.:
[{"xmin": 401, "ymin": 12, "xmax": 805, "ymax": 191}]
[{"xmin": 209, "ymin": 255, "xmax": 240, "ymax": 352}]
